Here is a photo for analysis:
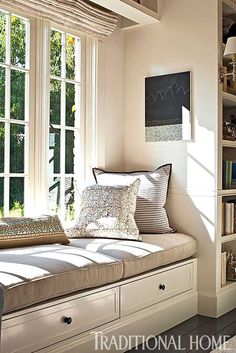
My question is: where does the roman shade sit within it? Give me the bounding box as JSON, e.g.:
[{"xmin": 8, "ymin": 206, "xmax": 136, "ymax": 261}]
[{"xmin": 1, "ymin": 0, "xmax": 118, "ymax": 39}]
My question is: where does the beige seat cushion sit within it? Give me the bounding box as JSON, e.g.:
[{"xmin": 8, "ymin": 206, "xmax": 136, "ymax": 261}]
[
  {"xmin": 69, "ymin": 233, "xmax": 197, "ymax": 278},
  {"xmin": 0, "ymin": 244, "xmax": 123, "ymax": 314}
]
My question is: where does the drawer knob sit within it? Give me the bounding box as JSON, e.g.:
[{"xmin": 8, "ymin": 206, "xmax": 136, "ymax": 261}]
[
  {"xmin": 159, "ymin": 284, "xmax": 166, "ymax": 291},
  {"xmin": 64, "ymin": 316, "xmax": 73, "ymax": 325}
]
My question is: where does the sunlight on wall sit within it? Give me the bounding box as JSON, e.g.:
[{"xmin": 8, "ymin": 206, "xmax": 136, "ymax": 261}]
[
  {"xmin": 187, "ymin": 119, "xmax": 215, "ymax": 193},
  {"xmin": 190, "ymin": 196, "xmax": 215, "ymax": 242},
  {"xmin": 186, "ymin": 119, "xmax": 216, "ymax": 242}
]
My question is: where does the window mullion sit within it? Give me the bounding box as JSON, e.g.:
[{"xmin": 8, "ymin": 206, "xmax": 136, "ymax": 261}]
[
  {"xmin": 4, "ymin": 14, "xmax": 11, "ymax": 216},
  {"xmin": 3, "ymin": 177, "xmax": 9, "ymax": 215},
  {"xmin": 3, "ymin": 120, "xmax": 9, "ymax": 215},
  {"xmin": 5, "ymin": 12, "xmax": 10, "ymax": 65},
  {"xmin": 48, "ymin": 27, "xmax": 83, "ymax": 223},
  {"xmin": 25, "ymin": 19, "xmax": 30, "ymax": 70},
  {"xmin": 75, "ymin": 38, "xmax": 80, "ymax": 83},
  {"xmin": 33, "ymin": 19, "xmax": 51, "ymax": 215},
  {"xmin": 60, "ymin": 84, "xmax": 66, "ymax": 219},
  {"xmin": 59, "ymin": 32, "xmax": 66, "ymax": 220},
  {"xmin": 61, "ymin": 32, "xmax": 66, "ymax": 80}
]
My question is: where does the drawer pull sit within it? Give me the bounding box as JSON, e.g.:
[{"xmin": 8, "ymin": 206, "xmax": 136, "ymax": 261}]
[
  {"xmin": 63, "ymin": 316, "xmax": 73, "ymax": 325},
  {"xmin": 159, "ymin": 284, "xmax": 166, "ymax": 291}
]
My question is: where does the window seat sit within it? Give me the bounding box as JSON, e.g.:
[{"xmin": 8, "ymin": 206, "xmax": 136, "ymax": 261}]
[{"xmin": 0, "ymin": 233, "xmax": 196, "ymax": 315}]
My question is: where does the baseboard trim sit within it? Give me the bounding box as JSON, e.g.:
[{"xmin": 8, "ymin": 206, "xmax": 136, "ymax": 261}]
[
  {"xmin": 198, "ymin": 287, "xmax": 236, "ymax": 318},
  {"xmin": 198, "ymin": 292, "xmax": 217, "ymax": 317},
  {"xmin": 217, "ymin": 285, "xmax": 236, "ymax": 317}
]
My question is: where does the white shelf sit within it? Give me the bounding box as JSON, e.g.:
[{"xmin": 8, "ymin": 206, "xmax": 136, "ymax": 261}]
[
  {"xmin": 220, "ymin": 189, "xmax": 236, "ymax": 196},
  {"xmin": 220, "ymin": 280, "xmax": 236, "ymax": 291},
  {"xmin": 221, "ymin": 233, "xmax": 236, "ymax": 243},
  {"xmin": 222, "ymin": 91, "xmax": 236, "ymax": 107},
  {"xmin": 222, "ymin": 140, "xmax": 236, "ymax": 148},
  {"xmin": 88, "ymin": 0, "xmax": 160, "ymax": 29}
]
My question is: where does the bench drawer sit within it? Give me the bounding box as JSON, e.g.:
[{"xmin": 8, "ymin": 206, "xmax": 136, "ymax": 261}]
[
  {"xmin": 121, "ymin": 263, "xmax": 194, "ymax": 316},
  {"xmin": 2, "ymin": 288, "xmax": 119, "ymax": 353}
]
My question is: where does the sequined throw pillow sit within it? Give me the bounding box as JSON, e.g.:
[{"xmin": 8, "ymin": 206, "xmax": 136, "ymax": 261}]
[
  {"xmin": 69, "ymin": 180, "xmax": 141, "ymax": 241},
  {"xmin": 0, "ymin": 215, "xmax": 69, "ymax": 249}
]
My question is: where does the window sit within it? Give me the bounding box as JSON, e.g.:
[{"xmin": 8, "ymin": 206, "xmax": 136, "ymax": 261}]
[
  {"xmin": 0, "ymin": 6, "xmax": 95, "ymax": 221},
  {"xmin": 49, "ymin": 29, "xmax": 81, "ymax": 222},
  {"xmin": 0, "ymin": 10, "xmax": 30, "ymax": 216}
]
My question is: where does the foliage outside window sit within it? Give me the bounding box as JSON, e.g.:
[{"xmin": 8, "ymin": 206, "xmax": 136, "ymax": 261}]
[
  {"xmin": 49, "ymin": 29, "xmax": 81, "ymax": 222},
  {"xmin": 0, "ymin": 10, "xmax": 29, "ymax": 217},
  {"xmin": 0, "ymin": 9, "xmax": 83, "ymax": 222}
]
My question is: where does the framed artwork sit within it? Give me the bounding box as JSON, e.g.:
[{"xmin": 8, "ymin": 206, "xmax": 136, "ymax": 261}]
[{"xmin": 145, "ymin": 71, "xmax": 191, "ymax": 142}]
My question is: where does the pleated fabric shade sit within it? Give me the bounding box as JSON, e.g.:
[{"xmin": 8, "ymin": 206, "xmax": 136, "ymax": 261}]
[{"xmin": 1, "ymin": 0, "xmax": 118, "ymax": 38}]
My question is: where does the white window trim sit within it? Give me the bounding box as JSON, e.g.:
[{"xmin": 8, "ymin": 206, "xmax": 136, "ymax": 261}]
[
  {"xmin": 33, "ymin": 20, "xmax": 98, "ymax": 218},
  {"xmin": 0, "ymin": 5, "xmax": 99, "ymax": 219},
  {"xmin": 0, "ymin": 8, "xmax": 36, "ymax": 216}
]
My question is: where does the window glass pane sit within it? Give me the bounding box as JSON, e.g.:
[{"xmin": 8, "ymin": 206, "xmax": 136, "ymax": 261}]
[
  {"xmin": 0, "ymin": 67, "xmax": 5, "ymax": 118},
  {"xmin": 11, "ymin": 70, "xmax": 25, "ymax": 120},
  {"xmin": 49, "ymin": 127, "xmax": 60, "ymax": 174},
  {"xmin": 66, "ymin": 35, "xmax": 75, "ymax": 80},
  {"xmin": 50, "ymin": 79, "xmax": 61, "ymax": 125},
  {"xmin": 50, "ymin": 30, "xmax": 62, "ymax": 77},
  {"xmin": 0, "ymin": 177, "xmax": 3, "ymax": 216},
  {"xmin": 49, "ymin": 176, "xmax": 60, "ymax": 214},
  {"xmin": 9, "ymin": 177, "xmax": 24, "ymax": 216},
  {"xmin": 65, "ymin": 130, "xmax": 74, "ymax": 174},
  {"xmin": 10, "ymin": 124, "xmax": 24, "ymax": 173},
  {"xmin": 0, "ymin": 11, "xmax": 6, "ymax": 63},
  {"xmin": 11, "ymin": 15, "xmax": 26, "ymax": 68},
  {"xmin": 65, "ymin": 177, "xmax": 74, "ymax": 221},
  {"xmin": 66, "ymin": 82, "xmax": 75, "ymax": 127},
  {"xmin": 49, "ymin": 28, "xmax": 81, "ymax": 222},
  {"xmin": 0, "ymin": 122, "xmax": 4, "ymax": 173}
]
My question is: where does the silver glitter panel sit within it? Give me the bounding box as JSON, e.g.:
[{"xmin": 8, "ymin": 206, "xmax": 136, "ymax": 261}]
[{"xmin": 145, "ymin": 124, "xmax": 182, "ymax": 142}]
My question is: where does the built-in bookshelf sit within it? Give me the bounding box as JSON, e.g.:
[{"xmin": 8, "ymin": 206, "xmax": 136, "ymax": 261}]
[{"xmin": 219, "ymin": 0, "xmax": 236, "ymax": 289}]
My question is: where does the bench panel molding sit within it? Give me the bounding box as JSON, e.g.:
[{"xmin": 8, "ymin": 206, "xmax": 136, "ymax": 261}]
[{"xmin": 1, "ymin": 258, "xmax": 197, "ymax": 353}]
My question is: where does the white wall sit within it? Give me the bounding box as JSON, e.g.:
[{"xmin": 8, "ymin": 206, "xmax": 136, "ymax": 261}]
[
  {"xmin": 122, "ymin": 0, "xmax": 219, "ymax": 311},
  {"xmin": 101, "ymin": 28, "xmax": 125, "ymax": 170}
]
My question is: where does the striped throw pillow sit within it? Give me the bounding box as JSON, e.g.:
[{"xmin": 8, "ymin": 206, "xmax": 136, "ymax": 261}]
[{"xmin": 93, "ymin": 164, "xmax": 173, "ymax": 234}]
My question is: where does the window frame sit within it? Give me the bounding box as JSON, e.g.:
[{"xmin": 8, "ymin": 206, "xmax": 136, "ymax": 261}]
[
  {"xmin": 34, "ymin": 20, "xmax": 88, "ymax": 221},
  {"xmin": 0, "ymin": 5, "xmax": 98, "ymax": 220},
  {"xmin": 48, "ymin": 26, "xmax": 83, "ymax": 221},
  {"xmin": 0, "ymin": 6, "xmax": 36, "ymax": 216}
]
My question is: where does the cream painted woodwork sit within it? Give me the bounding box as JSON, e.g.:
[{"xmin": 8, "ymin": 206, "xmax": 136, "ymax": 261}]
[
  {"xmin": 88, "ymin": 0, "xmax": 160, "ymax": 29},
  {"xmin": 120, "ymin": 0, "xmax": 236, "ymax": 318},
  {"xmin": 1, "ymin": 288, "xmax": 119, "ymax": 353},
  {"xmin": 121, "ymin": 262, "xmax": 194, "ymax": 316},
  {"xmin": 217, "ymin": 0, "xmax": 236, "ymax": 314},
  {"xmin": 36, "ymin": 292, "xmax": 198, "ymax": 353},
  {"xmin": 1, "ymin": 259, "xmax": 197, "ymax": 353}
]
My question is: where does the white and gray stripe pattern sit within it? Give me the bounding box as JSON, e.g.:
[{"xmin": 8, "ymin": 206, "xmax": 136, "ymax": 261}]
[{"xmin": 93, "ymin": 164, "xmax": 174, "ymax": 234}]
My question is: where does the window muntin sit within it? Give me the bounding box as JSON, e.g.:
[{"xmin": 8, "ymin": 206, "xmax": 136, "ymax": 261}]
[
  {"xmin": 0, "ymin": 10, "xmax": 30, "ymax": 216},
  {"xmin": 49, "ymin": 28, "xmax": 81, "ymax": 222}
]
